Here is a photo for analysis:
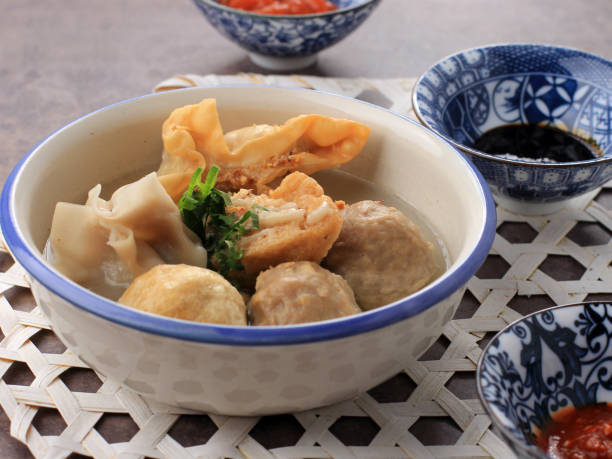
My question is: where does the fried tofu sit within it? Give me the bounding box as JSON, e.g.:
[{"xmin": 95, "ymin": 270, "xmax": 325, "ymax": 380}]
[{"xmin": 225, "ymin": 172, "xmax": 343, "ymax": 287}]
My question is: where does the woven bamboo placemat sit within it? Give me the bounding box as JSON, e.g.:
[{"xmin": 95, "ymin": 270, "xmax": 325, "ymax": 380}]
[{"xmin": 1, "ymin": 74, "xmax": 611, "ymax": 458}]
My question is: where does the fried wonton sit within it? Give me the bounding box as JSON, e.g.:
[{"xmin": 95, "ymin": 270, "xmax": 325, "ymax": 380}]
[{"xmin": 157, "ymin": 98, "xmax": 370, "ymax": 200}]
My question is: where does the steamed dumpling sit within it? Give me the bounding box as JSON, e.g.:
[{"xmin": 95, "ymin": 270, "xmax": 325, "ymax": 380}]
[
  {"xmin": 324, "ymin": 200, "xmax": 442, "ymax": 310},
  {"xmin": 157, "ymin": 98, "xmax": 370, "ymax": 199},
  {"xmin": 48, "ymin": 173, "xmax": 207, "ymax": 300},
  {"xmin": 248, "ymin": 261, "xmax": 361, "ymax": 325},
  {"xmin": 119, "ymin": 264, "xmax": 247, "ymax": 325},
  {"xmin": 225, "ymin": 171, "xmax": 343, "ymax": 287}
]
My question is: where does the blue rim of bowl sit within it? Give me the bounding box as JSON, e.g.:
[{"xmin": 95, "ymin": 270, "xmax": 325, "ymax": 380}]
[
  {"xmin": 1, "ymin": 84, "xmax": 496, "ymax": 346},
  {"xmin": 475, "ymin": 301, "xmax": 595, "ymax": 458},
  {"xmin": 412, "ymin": 43, "xmax": 612, "ymax": 170},
  {"xmin": 194, "ymin": 0, "xmax": 380, "ymax": 19}
]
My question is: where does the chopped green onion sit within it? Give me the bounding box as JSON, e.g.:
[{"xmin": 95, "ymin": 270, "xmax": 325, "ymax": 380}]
[{"xmin": 178, "ymin": 166, "xmax": 262, "ymax": 277}]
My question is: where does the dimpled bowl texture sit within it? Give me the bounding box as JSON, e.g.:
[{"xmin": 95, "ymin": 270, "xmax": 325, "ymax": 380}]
[
  {"xmin": 192, "ymin": 0, "xmax": 380, "ymax": 70},
  {"xmin": 477, "ymin": 303, "xmax": 612, "ymax": 458},
  {"xmin": 1, "ymin": 85, "xmax": 495, "ymax": 416},
  {"xmin": 413, "ymin": 44, "xmax": 612, "ymax": 216}
]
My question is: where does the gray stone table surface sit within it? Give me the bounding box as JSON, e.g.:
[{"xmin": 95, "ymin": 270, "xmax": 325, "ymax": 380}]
[{"xmin": 1, "ymin": 0, "xmax": 612, "ymax": 457}]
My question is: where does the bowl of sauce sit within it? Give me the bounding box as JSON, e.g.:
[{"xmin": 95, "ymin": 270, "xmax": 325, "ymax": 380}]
[
  {"xmin": 413, "ymin": 44, "xmax": 612, "ymax": 215},
  {"xmin": 537, "ymin": 404, "xmax": 612, "ymax": 458},
  {"xmin": 473, "ymin": 124, "xmax": 600, "ymax": 164},
  {"xmin": 477, "ymin": 302, "xmax": 612, "ymax": 458},
  {"xmin": 192, "ymin": 0, "xmax": 380, "ymax": 71},
  {"xmin": 217, "ymin": 0, "xmax": 339, "ymax": 14}
]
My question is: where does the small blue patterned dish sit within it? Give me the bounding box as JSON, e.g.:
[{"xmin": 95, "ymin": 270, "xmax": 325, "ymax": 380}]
[
  {"xmin": 192, "ymin": 0, "xmax": 380, "ymax": 71},
  {"xmin": 413, "ymin": 44, "xmax": 612, "ymax": 215},
  {"xmin": 477, "ymin": 302, "xmax": 612, "ymax": 458}
]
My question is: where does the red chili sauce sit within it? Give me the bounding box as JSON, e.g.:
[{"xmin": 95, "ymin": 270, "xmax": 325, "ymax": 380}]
[
  {"xmin": 218, "ymin": 0, "xmax": 338, "ymax": 15},
  {"xmin": 537, "ymin": 403, "xmax": 612, "ymax": 458}
]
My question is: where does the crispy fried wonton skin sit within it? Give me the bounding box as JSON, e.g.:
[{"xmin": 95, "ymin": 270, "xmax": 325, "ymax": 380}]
[
  {"xmin": 118, "ymin": 264, "xmax": 247, "ymax": 325},
  {"xmin": 324, "ymin": 200, "xmax": 442, "ymax": 310},
  {"xmin": 249, "ymin": 261, "xmax": 361, "ymax": 325},
  {"xmin": 157, "ymin": 98, "xmax": 370, "ymax": 200},
  {"xmin": 226, "ymin": 172, "xmax": 343, "ymax": 287}
]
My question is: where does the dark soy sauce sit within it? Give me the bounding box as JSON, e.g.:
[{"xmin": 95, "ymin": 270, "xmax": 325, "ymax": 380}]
[{"xmin": 473, "ymin": 124, "xmax": 598, "ymax": 162}]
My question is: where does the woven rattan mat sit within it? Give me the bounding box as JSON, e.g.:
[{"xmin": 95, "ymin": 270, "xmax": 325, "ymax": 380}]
[{"xmin": 1, "ymin": 74, "xmax": 612, "ymax": 458}]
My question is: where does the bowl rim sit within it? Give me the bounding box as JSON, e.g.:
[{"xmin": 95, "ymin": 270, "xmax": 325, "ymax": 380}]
[
  {"xmin": 1, "ymin": 84, "xmax": 496, "ymax": 346},
  {"xmin": 475, "ymin": 301, "xmax": 603, "ymax": 458},
  {"xmin": 412, "ymin": 42, "xmax": 612, "ymax": 169},
  {"xmin": 194, "ymin": 0, "xmax": 380, "ymax": 19}
]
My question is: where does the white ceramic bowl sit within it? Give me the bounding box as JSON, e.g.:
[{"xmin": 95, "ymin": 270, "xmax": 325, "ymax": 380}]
[{"xmin": 1, "ymin": 86, "xmax": 496, "ymax": 415}]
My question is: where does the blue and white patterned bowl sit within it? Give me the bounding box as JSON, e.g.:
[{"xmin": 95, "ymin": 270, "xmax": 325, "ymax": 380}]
[
  {"xmin": 477, "ymin": 302, "xmax": 612, "ymax": 458},
  {"xmin": 413, "ymin": 44, "xmax": 612, "ymax": 215},
  {"xmin": 192, "ymin": 0, "xmax": 380, "ymax": 71}
]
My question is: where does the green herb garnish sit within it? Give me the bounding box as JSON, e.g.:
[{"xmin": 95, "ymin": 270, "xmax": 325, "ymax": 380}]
[{"xmin": 178, "ymin": 166, "xmax": 260, "ymax": 276}]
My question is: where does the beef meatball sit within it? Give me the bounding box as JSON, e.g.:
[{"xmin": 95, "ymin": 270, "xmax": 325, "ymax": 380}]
[
  {"xmin": 324, "ymin": 200, "xmax": 442, "ymax": 310},
  {"xmin": 118, "ymin": 264, "xmax": 247, "ymax": 325},
  {"xmin": 248, "ymin": 261, "xmax": 361, "ymax": 325}
]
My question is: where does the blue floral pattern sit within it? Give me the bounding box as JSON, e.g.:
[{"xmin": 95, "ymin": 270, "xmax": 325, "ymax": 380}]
[
  {"xmin": 193, "ymin": 0, "xmax": 379, "ymax": 58},
  {"xmin": 413, "ymin": 45, "xmax": 612, "ymax": 205},
  {"xmin": 478, "ymin": 303, "xmax": 612, "ymax": 457}
]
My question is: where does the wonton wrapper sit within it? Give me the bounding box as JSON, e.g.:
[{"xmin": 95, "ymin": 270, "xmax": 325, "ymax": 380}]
[
  {"xmin": 119, "ymin": 264, "xmax": 247, "ymax": 325},
  {"xmin": 157, "ymin": 98, "xmax": 370, "ymax": 200},
  {"xmin": 48, "ymin": 173, "xmax": 207, "ymax": 300}
]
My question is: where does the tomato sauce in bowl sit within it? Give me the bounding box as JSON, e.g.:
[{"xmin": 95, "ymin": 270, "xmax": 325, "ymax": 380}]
[
  {"xmin": 537, "ymin": 403, "xmax": 612, "ymax": 458},
  {"xmin": 217, "ymin": 0, "xmax": 338, "ymax": 14}
]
